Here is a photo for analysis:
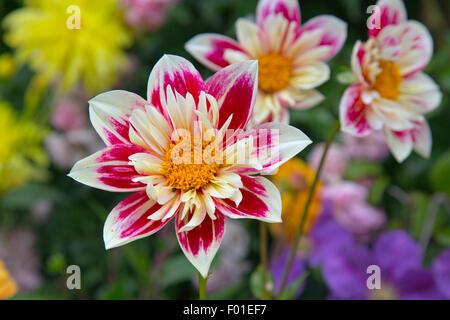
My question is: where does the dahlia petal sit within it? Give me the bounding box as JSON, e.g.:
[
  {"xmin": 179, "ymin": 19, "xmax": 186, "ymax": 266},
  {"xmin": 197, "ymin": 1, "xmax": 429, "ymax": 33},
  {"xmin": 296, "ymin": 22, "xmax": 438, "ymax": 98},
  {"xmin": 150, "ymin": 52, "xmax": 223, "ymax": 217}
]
[
  {"xmin": 185, "ymin": 34, "xmax": 249, "ymax": 71},
  {"xmin": 178, "ymin": 204, "xmax": 207, "ymax": 233},
  {"xmin": 399, "ymin": 72, "xmax": 442, "ymax": 114},
  {"xmin": 256, "ymin": 0, "xmax": 301, "ymax": 28},
  {"xmin": 290, "ymin": 62, "xmax": 330, "ymax": 90},
  {"xmin": 128, "ymin": 153, "xmax": 162, "ymax": 176},
  {"xmin": 280, "ymin": 88, "xmax": 325, "ymax": 110},
  {"xmin": 263, "ymin": 14, "xmax": 291, "ymax": 53},
  {"xmin": 205, "ymin": 60, "xmax": 258, "ymax": 130},
  {"xmin": 299, "ymin": 15, "xmax": 347, "ymax": 61},
  {"xmin": 89, "ymin": 90, "xmax": 148, "ymax": 146},
  {"xmin": 235, "ymin": 122, "xmax": 311, "ymax": 174},
  {"xmin": 214, "ymin": 176, "xmax": 281, "ymax": 223},
  {"xmin": 383, "ymin": 127, "xmax": 414, "ymax": 163},
  {"xmin": 148, "ymin": 194, "xmax": 182, "ymax": 222},
  {"xmin": 371, "ymin": 98, "xmax": 415, "ymax": 131},
  {"xmin": 68, "ymin": 144, "xmax": 147, "ymax": 192},
  {"xmin": 411, "ymin": 119, "xmax": 432, "ymax": 159},
  {"xmin": 339, "ymin": 83, "xmax": 373, "ymax": 137},
  {"xmin": 176, "ymin": 210, "xmax": 225, "ymax": 278},
  {"xmin": 235, "ymin": 18, "xmax": 263, "ymax": 57},
  {"xmin": 104, "ymin": 191, "xmax": 176, "ymax": 249},
  {"xmin": 351, "ymin": 40, "xmax": 368, "ymax": 84},
  {"xmin": 249, "ymin": 92, "xmax": 282, "ymax": 125},
  {"xmin": 368, "ymin": 0, "xmax": 407, "ymax": 38},
  {"xmin": 147, "ymin": 55, "xmax": 205, "ymax": 121},
  {"xmin": 378, "ymin": 21, "xmax": 433, "ymax": 77},
  {"xmin": 129, "ymin": 108, "xmax": 169, "ymax": 155}
]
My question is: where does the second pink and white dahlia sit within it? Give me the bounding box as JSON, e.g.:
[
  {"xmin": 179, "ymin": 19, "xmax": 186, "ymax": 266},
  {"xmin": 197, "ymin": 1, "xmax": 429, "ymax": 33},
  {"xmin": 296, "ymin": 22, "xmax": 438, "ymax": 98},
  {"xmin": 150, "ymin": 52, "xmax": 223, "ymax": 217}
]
[
  {"xmin": 186, "ymin": 0, "xmax": 347, "ymax": 125},
  {"xmin": 340, "ymin": 0, "xmax": 442, "ymax": 162}
]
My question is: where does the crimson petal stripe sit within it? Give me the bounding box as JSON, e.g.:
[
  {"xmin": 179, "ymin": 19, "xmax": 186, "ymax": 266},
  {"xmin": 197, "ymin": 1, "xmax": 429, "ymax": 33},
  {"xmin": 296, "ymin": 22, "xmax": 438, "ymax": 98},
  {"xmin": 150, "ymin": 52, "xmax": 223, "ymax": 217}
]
[
  {"xmin": 257, "ymin": 0, "xmax": 301, "ymax": 27},
  {"xmin": 104, "ymin": 191, "xmax": 177, "ymax": 249},
  {"xmin": 205, "ymin": 60, "xmax": 258, "ymax": 131},
  {"xmin": 89, "ymin": 90, "xmax": 148, "ymax": 146},
  {"xmin": 68, "ymin": 144, "xmax": 148, "ymax": 192},
  {"xmin": 147, "ymin": 55, "xmax": 205, "ymax": 122},
  {"xmin": 176, "ymin": 209, "xmax": 226, "ymax": 278},
  {"xmin": 215, "ymin": 176, "xmax": 281, "ymax": 223},
  {"xmin": 185, "ymin": 33, "xmax": 248, "ymax": 71}
]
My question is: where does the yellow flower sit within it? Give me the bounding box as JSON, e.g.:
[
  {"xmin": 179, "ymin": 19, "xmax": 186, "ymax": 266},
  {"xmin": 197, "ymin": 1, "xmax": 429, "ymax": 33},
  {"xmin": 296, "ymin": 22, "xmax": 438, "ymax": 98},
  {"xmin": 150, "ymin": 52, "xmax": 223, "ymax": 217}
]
[
  {"xmin": 269, "ymin": 158, "xmax": 322, "ymax": 244},
  {"xmin": 3, "ymin": 0, "xmax": 132, "ymax": 93},
  {"xmin": 0, "ymin": 54, "xmax": 16, "ymax": 78},
  {"xmin": 0, "ymin": 101, "xmax": 48, "ymax": 194},
  {"xmin": 0, "ymin": 260, "xmax": 18, "ymax": 300}
]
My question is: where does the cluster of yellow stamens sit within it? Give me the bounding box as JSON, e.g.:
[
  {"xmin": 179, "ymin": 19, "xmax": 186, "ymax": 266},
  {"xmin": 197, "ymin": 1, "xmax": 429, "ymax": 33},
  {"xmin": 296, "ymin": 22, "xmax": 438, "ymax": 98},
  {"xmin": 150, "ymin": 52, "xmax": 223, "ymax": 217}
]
[
  {"xmin": 374, "ymin": 60, "xmax": 403, "ymax": 100},
  {"xmin": 258, "ymin": 53, "xmax": 292, "ymax": 93},
  {"xmin": 161, "ymin": 137, "xmax": 221, "ymax": 191}
]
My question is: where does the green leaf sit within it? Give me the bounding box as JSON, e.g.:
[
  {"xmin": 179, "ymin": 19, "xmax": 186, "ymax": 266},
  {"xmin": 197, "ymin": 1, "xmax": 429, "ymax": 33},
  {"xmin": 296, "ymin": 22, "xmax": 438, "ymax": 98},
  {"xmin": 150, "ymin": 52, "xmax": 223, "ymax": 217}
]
[
  {"xmin": 46, "ymin": 253, "xmax": 67, "ymax": 275},
  {"xmin": 123, "ymin": 245, "xmax": 150, "ymax": 285},
  {"xmin": 344, "ymin": 161, "xmax": 383, "ymax": 180},
  {"xmin": 409, "ymin": 192, "xmax": 430, "ymax": 240},
  {"xmin": 435, "ymin": 227, "xmax": 450, "ymax": 247},
  {"xmin": 250, "ymin": 265, "xmax": 274, "ymax": 300},
  {"xmin": 368, "ymin": 175, "xmax": 390, "ymax": 205},
  {"xmin": 160, "ymin": 254, "xmax": 196, "ymax": 287},
  {"xmin": 1, "ymin": 183, "xmax": 67, "ymax": 210},
  {"xmin": 277, "ymin": 272, "xmax": 309, "ymax": 300},
  {"xmin": 429, "ymin": 151, "xmax": 450, "ymax": 195}
]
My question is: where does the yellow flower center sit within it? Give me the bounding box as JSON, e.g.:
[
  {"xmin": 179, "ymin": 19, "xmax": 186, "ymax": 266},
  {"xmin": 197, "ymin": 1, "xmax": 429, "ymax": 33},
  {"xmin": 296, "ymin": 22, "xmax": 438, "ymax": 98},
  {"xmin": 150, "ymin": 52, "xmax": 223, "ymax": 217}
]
[
  {"xmin": 258, "ymin": 53, "xmax": 292, "ymax": 93},
  {"xmin": 161, "ymin": 138, "xmax": 219, "ymax": 192},
  {"xmin": 373, "ymin": 60, "xmax": 403, "ymax": 100}
]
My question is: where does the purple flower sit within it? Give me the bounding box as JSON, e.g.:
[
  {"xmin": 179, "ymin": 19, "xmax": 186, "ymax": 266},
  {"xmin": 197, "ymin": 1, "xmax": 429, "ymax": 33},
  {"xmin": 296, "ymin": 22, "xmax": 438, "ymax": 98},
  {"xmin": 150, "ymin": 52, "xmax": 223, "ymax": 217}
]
[
  {"xmin": 323, "ymin": 230, "xmax": 443, "ymax": 300},
  {"xmin": 432, "ymin": 249, "xmax": 450, "ymax": 299},
  {"xmin": 269, "ymin": 248, "xmax": 306, "ymax": 298},
  {"xmin": 307, "ymin": 209, "xmax": 354, "ymax": 267}
]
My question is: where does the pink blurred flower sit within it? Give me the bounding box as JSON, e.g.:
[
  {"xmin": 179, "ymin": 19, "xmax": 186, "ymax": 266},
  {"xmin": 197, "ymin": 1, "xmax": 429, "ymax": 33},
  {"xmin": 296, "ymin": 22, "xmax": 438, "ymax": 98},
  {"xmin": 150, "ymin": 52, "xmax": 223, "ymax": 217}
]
[
  {"xmin": 31, "ymin": 199, "xmax": 53, "ymax": 222},
  {"xmin": 343, "ymin": 132, "xmax": 390, "ymax": 162},
  {"xmin": 323, "ymin": 182, "xmax": 386, "ymax": 236},
  {"xmin": 45, "ymin": 129, "xmax": 103, "ymax": 169},
  {"xmin": 51, "ymin": 97, "xmax": 87, "ymax": 132},
  {"xmin": 122, "ymin": 0, "xmax": 178, "ymax": 31},
  {"xmin": 0, "ymin": 229, "xmax": 42, "ymax": 292},
  {"xmin": 308, "ymin": 143, "xmax": 349, "ymax": 184}
]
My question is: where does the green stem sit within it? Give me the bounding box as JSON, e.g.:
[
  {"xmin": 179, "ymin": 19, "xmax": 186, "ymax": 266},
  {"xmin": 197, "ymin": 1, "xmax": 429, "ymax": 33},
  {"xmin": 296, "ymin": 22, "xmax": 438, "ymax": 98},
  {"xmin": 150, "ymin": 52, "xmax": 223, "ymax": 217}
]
[
  {"xmin": 277, "ymin": 121, "xmax": 340, "ymax": 298},
  {"xmin": 259, "ymin": 222, "xmax": 271, "ymax": 300},
  {"xmin": 198, "ymin": 273, "xmax": 207, "ymax": 300}
]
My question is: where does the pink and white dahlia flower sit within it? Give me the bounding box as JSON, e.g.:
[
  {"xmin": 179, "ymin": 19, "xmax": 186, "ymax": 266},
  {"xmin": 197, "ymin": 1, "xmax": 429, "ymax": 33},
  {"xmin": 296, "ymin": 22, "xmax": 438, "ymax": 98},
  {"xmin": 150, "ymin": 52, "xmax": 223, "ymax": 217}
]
[
  {"xmin": 185, "ymin": 0, "xmax": 347, "ymax": 125},
  {"xmin": 68, "ymin": 55, "xmax": 311, "ymax": 277},
  {"xmin": 339, "ymin": 0, "xmax": 442, "ymax": 162}
]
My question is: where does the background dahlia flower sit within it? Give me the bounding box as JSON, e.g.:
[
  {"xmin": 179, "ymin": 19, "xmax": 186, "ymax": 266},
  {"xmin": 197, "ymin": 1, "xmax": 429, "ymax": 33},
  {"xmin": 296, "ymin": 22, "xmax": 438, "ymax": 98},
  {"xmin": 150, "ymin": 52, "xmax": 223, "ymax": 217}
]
[
  {"xmin": 0, "ymin": 101, "xmax": 48, "ymax": 194},
  {"xmin": 68, "ymin": 55, "xmax": 311, "ymax": 277},
  {"xmin": 185, "ymin": 0, "xmax": 347, "ymax": 125},
  {"xmin": 0, "ymin": 260, "xmax": 18, "ymax": 300},
  {"xmin": 3, "ymin": 0, "xmax": 132, "ymax": 93},
  {"xmin": 339, "ymin": 0, "xmax": 442, "ymax": 162}
]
